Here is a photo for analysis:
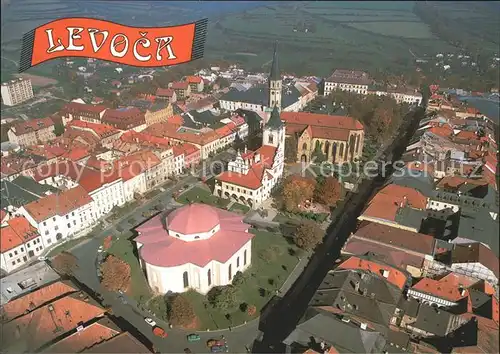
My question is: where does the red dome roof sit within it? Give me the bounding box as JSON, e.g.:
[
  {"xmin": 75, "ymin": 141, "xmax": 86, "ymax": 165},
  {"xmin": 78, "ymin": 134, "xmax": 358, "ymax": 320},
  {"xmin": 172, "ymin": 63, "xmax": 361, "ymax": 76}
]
[{"xmin": 167, "ymin": 203, "xmax": 220, "ymax": 234}]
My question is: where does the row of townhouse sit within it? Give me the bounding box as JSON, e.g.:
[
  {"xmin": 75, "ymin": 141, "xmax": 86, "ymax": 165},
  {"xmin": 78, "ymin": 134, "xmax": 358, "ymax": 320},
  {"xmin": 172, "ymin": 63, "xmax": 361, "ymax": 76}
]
[{"xmin": 7, "ymin": 117, "xmax": 56, "ymax": 147}]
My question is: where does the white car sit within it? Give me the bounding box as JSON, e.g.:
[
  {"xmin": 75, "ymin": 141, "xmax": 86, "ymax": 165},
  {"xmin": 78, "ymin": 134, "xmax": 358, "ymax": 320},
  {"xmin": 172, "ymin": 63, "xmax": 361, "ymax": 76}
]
[
  {"xmin": 97, "ymin": 246, "xmax": 103, "ymax": 253},
  {"xmin": 38, "ymin": 256, "xmax": 47, "ymax": 261},
  {"xmin": 144, "ymin": 318, "xmax": 156, "ymax": 327}
]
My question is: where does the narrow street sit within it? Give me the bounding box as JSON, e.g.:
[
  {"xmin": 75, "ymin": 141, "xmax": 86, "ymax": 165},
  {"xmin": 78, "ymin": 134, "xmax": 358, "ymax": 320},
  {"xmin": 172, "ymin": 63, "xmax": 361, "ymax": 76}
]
[{"xmin": 253, "ymin": 106, "xmax": 426, "ymax": 352}]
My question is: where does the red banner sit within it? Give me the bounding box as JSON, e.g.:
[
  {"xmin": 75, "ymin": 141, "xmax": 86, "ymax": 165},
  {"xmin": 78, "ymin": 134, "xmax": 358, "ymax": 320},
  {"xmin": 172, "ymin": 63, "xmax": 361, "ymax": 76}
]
[{"xmin": 19, "ymin": 17, "xmax": 207, "ymax": 72}]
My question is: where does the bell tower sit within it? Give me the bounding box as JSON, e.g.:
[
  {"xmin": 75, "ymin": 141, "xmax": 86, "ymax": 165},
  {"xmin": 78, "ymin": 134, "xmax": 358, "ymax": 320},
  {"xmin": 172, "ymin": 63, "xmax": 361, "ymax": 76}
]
[{"xmin": 268, "ymin": 41, "xmax": 282, "ymax": 110}]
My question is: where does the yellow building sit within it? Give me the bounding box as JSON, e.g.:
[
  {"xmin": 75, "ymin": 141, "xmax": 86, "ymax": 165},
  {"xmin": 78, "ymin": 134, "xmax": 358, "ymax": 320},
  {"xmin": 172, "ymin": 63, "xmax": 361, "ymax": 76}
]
[{"xmin": 145, "ymin": 102, "xmax": 174, "ymax": 126}]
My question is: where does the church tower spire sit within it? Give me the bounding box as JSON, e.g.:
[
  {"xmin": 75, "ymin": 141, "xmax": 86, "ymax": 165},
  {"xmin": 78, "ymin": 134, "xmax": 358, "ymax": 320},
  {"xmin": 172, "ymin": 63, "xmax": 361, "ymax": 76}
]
[{"xmin": 268, "ymin": 41, "xmax": 282, "ymax": 111}]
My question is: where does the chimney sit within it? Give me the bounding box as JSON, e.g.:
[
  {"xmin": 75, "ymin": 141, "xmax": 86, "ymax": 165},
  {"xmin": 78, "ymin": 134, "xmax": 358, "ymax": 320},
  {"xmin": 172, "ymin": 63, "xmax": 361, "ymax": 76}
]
[
  {"xmin": 382, "ymin": 270, "xmax": 390, "ymax": 278},
  {"xmin": 354, "ymin": 281, "xmax": 360, "ymax": 292},
  {"xmin": 459, "ymin": 287, "xmax": 466, "ymax": 296},
  {"xmin": 360, "ymin": 323, "xmax": 368, "ymax": 330}
]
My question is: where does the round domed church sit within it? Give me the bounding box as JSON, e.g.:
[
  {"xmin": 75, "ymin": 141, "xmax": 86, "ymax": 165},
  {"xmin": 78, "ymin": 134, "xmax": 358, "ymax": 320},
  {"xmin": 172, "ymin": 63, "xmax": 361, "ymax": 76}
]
[{"xmin": 134, "ymin": 203, "xmax": 254, "ymax": 294}]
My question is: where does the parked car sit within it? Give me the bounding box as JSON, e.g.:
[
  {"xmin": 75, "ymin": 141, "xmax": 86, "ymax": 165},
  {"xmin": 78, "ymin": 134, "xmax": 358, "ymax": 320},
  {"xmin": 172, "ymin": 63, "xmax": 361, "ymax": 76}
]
[
  {"xmin": 153, "ymin": 326, "xmax": 168, "ymax": 338},
  {"xmin": 207, "ymin": 338, "xmax": 225, "ymax": 348},
  {"xmin": 97, "ymin": 246, "xmax": 104, "ymax": 253},
  {"xmin": 187, "ymin": 333, "xmax": 201, "ymax": 342},
  {"xmin": 145, "ymin": 318, "xmax": 156, "ymax": 327},
  {"xmin": 210, "ymin": 345, "xmax": 228, "ymax": 353},
  {"xmin": 37, "ymin": 256, "xmax": 47, "ymax": 261}
]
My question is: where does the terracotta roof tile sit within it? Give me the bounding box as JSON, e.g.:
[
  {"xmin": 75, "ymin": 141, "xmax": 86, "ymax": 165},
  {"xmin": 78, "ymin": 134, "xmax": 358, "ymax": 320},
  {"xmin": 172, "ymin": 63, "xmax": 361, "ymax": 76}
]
[
  {"xmin": 68, "ymin": 120, "xmax": 120, "ymax": 139},
  {"xmin": 361, "ymin": 184, "xmax": 427, "ymax": 221},
  {"xmin": 82, "ymin": 331, "xmax": 152, "ymax": 353},
  {"xmin": 338, "ymin": 256, "xmax": 409, "ymax": 289},
  {"xmin": 216, "ymin": 145, "xmax": 277, "ymax": 189},
  {"xmin": 63, "ymin": 102, "xmax": 107, "ymax": 115},
  {"xmin": 2, "ymin": 294, "xmax": 105, "ymax": 352},
  {"xmin": 171, "ymin": 81, "xmax": 189, "ymax": 90},
  {"xmin": 23, "ymin": 185, "xmax": 93, "ymax": 222},
  {"xmin": 186, "ymin": 76, "xmax": 202, "ymax": 84},
  {"xmin": 1, "ymin": 281, "xmax": 77, "ymax": 321},
  {"xmin": 44, "ymin": 317, "xmax": 120, "ymax": 353},
  {"xmin": 11, "ymin": 117, "xmax": 55, "ymax": 136},
  {"xmin": 412, "ymin": 275, "xmax": 470, "ymax": 302},
  {"xmin": 0, "ymin": 216, "xmax": 40, "ymax": 253},
  {"xmin": 156, "ymin": 88, "xmax": 175, "ymax": 97},
  {"xmin": 281, "ymin": 111, "xmax": 364, "ymax": 130}
]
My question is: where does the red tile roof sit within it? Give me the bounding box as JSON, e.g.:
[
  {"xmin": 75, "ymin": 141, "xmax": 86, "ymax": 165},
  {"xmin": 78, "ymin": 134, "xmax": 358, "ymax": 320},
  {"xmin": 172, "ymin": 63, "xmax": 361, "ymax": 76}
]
[
  {"xmin": 354, "ymin": 221, "xmax": 435, "ymax": 255},
  {"xmin": 338, "ymin": 256, "xmax": 408, "ymax": 289},
  {"xmin": 82, "ymin": 331, "xmax": 152, "ymax": 353},
  {"xmin": 119, "ymin": 130, "xmax": 170, "ymax": 149},
  {"xmin": 412, "ymin": 274, "xmax": 471, "ymax": 302},
  {"xmin": 63, "ymin": 102, "xmax": 107, "ymax": 115},
  {"xmin": 143, "ymin": 122, "xmax": 219, "ymax": 146},
  {"xmin": 68, "ymin": 120, "xmax": 120, "ymax": 138},
  {"xmin": 167, "ymin": 114, "xmax": 184, "ymax": 126},
  {"xmin": 281, "ymin": 112, "xmax": 364, "ymax": 131},
  {"xmin": 114, "ymin": 150, "xmax": 161, "ymax": 181},
  {"xmin": 156, "ymin": 88, "xmax": 175, "ymax": 97},
  {"xmin": 2, "ymin": 294, "xmax": 105, "ymax": 352},
  {"xmin": 361, "ymin": 184, "xmax": 427, "ymax": 222},
  {"xmin": 436, "ymin": 176, "xmax": 488, "ymax": 190},
  {"xmin": 23, "ymin": 185, "xmax": 93, "ymax": 222},
  {"xmin": 11, "ymin": 117, "xmax": 55, "ymax": 136},
  {"xmin": 428, "ymin": 125, "xmax": 453, "ymax": 138},
  {"xmin": 0, "ymin": 216, "xmax": 40, "ymax": 253},
  {"xmin": 135, "ymin": 205, "xmax": 253, "ymax": 267},
  {"xmin": 62, "ymin": 147, "xmax": 90, "ymax": 162},
  {"xmin": 186, "ymin": 76, "xmax": 202, "ymax": 84},
  {"xmin": 45, "ymin": 317, "xmax": 120, "ymax": 353},
  {"xmin": 34, "ymin": 161, "xmax": 121, "ymax": 193},
  {"xmin": 171, "ymin": 81, "xmax": 189, "ymax": 90},
  {"xmin": 216, "ymin": 145, "xmax": 277, "ymax": 189},
  {"xmin": 1, "ymin": 281, "xmax": 77, "ymax": 321}
]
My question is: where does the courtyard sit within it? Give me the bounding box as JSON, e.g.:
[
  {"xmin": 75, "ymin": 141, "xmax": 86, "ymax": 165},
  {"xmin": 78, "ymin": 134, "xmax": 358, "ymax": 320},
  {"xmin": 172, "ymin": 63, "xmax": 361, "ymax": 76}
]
[{"xmin": 176, "ymin": 186, "xmax": 250, "ymax": 214}]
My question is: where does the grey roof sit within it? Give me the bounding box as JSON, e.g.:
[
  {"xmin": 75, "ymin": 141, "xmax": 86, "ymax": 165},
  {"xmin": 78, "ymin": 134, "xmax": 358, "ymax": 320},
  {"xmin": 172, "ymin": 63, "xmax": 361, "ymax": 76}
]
[
  {"xmin": 457, "ymin": 210, "xmax": 499, "ymax": 256},
  {"xmin": 0, "ymin": 262, "xmax": 60, "ymax": 305},
  {"xmin": 1, "ymin": 176, "xmax": 59, "ymax": 209},
  {"xmin": 312, "ymin": 270, "xmax": 403, "ymax": 329},
  {"xmin": 394, "ymin": 206, "xmax": 427, "ymax": 231},
  {"xmin": 390, "ymin": 168, "xmax": 435, "ymax": 197},
  {"xmin": 220, "ymin": 84, "xmax": 300, "ymax": 110},
  {"xmin": 283, "ymin": 307, "xmax": 387, "ymax": 354},
  {"xmin": 385, "ymin": 329, "xmax": 411, "ymax": 353},
  {"xmin": 269, "ymin": 41, "xmax": 280, "ymax": 81},
  {"xmin": 412, "ymin": 304, "xmax": 459, "ymax": 337},
  {"xmin": 267, "ymin": 105, "xmax": 283, "ymax": 129},
  {"xmin": 396, "ymin": 296, "xmax": 420, "ymax": 318}
]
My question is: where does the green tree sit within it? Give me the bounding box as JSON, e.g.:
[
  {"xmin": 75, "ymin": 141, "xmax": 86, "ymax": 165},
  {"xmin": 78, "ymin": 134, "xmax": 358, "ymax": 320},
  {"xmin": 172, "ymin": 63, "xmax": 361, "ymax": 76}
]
[
  {"xmin": 284, "ymin": 134, "xmax": 298, "ymax": 163},
  {"xmin": 53, "ymin": 123, "xmax": 65, "ymax": 136},
  {"xmin": 311, "ymin": 141, "xmax": 326, "ymax": 164},
  {"xmin": 208, "ymin": 285, "xmax": 241, "ymax": 311}
]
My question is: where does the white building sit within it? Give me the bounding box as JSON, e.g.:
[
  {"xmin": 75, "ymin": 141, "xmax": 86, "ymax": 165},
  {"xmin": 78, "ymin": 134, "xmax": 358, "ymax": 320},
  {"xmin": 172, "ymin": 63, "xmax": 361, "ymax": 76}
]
[
  {"xmin": 324, "ymin": 70, "xmax": 371, "ymax": 96},
  {"xmin": 0, "ymin": 216, "xmax": 44, "ymax": 274},
  {"xmin": 135, "ymin": 203, "xmax": 254, "ymax": 294},
  {"xmin": 214, "ymin": 43, "xmax": 285, "ymax": 209},
  {"xmin": 19, "ymin": 186, "xmax": 95, "ymax": 248},
  {"xmin": 1, "ymin": 78, "xmax": 34, "ymax": 106}
]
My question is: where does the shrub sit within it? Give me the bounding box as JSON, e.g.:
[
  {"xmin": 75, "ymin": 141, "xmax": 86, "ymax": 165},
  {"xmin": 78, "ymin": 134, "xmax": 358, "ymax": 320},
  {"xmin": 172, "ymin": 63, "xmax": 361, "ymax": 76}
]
[{"xmin": 247, "ymin": 304, "xmax": 257, "ymax": 316}]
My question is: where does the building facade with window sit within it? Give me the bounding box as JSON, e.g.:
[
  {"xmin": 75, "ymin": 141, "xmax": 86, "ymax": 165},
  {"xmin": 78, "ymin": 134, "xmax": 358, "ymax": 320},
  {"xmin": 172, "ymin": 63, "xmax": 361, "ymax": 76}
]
[{"xmin": 134, "ymin": 203, "xmax": 254, "ymax": 294}]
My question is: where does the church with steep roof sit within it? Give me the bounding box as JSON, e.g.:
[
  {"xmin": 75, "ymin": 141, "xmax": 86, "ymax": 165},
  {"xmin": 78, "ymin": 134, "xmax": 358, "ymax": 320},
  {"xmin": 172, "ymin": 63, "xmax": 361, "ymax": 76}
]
[{"xmin": 214, "ymin": 43, "xmax": 285, "ymax": 209}]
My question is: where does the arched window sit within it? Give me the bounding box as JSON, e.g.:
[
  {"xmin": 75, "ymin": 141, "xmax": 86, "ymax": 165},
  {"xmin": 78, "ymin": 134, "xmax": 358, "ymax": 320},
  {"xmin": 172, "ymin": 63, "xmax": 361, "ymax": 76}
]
[
  {"xmin": 355, "ymin": 135, "xmax": 360, "ymax": 153},
  {"xmin": 228, "ymin": 264, "xmax": 232, "ymax": 281},
  {"xmin": 269, "ymin": 134, "xmax": 274, "ymax": 145},
  {"xmin": 324, "ymin": 141, "xmax": 330, "ymax": 159},
  {"xmin": 237, "ymin": 257, "xmax": 240, "ymax": 268},
  {"xmin": 332, "ymin": 143, "xmax": 337, "ymax": 164},
  {"xmin": 183, "ymin": 271, "xmax": 189, "ymax": 288},
  {"xmin": 339, "ymin": 143, "xmax": 344, "ymax": 158},
  {"xmin": 302, "ymin": 143, "xmax": 308, "ymax": 151},
  {"xmin": 207, "ymin": 269, "xmax": 211, "ymax": 286},
  {"xmin": 244, "ymin": 250, "xmax": 247, "ymax": 265}
]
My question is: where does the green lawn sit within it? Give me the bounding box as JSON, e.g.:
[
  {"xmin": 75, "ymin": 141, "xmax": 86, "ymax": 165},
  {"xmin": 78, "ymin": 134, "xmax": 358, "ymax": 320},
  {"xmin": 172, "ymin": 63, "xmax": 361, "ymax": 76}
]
[
  {"xmin": 177, "ymin": 187, "xmax": 230, "ymax": 209},
  {"xmin": 229, "ymin": 203, "xmax": 251, "ymax": 214},
  {"xmin": 184, "ymin": 230, "xmax": 300, "ymax": 330},
  {"xmin": 273, "ymin": 211, "xmax": 329, "ymax": 224},
  {"xmin": 177, "ymin": 187, "xmax": 253, "ymax": 215},
  {"xmin": 107, "ymin": 233, "xmax": 152, "ymax": 303}
]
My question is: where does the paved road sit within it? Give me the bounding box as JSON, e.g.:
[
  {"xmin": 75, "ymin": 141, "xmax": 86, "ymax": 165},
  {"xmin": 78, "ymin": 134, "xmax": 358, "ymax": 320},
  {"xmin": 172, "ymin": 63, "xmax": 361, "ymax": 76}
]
[{"xmin": 253, "ymin": 107, "xmax": 426, "ymax": 352}]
